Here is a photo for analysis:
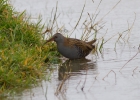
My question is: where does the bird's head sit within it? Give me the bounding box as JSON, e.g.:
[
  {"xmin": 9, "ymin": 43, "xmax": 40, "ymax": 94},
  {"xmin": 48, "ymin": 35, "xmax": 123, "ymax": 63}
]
[{"xmin": 44, "ymin": 33, "xmax": 64, "ymax": 44}]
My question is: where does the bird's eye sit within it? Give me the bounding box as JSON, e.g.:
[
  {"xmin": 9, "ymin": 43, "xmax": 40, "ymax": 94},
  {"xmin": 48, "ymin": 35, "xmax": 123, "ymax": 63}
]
[{"xmin": 55, "ymin": 36, "xmax": 57, "ymax": 38}]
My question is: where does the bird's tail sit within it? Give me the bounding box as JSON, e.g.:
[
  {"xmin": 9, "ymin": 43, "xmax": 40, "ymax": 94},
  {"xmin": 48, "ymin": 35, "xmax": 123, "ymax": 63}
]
[{"xmin": 86, "ymin": 39, "xmax": 96, "ymax": 45}]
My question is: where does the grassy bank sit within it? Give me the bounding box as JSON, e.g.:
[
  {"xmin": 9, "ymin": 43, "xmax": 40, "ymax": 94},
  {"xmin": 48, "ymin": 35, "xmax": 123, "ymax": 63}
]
[{"xmin": 0, "ymin": 0, "xmax": 58, "ymax": 96}]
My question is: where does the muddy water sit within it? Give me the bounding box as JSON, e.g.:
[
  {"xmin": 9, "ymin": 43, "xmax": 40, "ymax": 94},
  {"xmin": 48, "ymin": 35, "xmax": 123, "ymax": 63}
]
[{"xmin": 8, "ymin": 0, "xmax": 140, "ymax": 100}]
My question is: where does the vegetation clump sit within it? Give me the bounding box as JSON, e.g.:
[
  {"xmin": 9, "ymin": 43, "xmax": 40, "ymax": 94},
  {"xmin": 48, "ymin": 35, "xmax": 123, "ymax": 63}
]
[{"xmin": 0, "ymin": 0, "xmax": 58, "ymax": 96}]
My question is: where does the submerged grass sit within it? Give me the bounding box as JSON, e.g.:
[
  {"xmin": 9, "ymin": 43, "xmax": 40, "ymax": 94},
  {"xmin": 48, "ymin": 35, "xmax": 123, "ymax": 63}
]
[{"xmin": 0, "ymin": 0, "xmax": 59, "ymax": 96}]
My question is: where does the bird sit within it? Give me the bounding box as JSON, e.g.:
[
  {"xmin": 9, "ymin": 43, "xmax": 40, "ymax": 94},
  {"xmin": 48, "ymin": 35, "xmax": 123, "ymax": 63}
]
[{"xmin": 44, "ymin": 33, "xmax": 96, "ymax": 59}]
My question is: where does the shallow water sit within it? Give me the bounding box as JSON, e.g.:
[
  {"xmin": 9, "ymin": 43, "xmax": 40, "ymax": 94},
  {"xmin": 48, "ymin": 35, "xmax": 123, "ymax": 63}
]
[{"xmin": 7, "ymin": 0, "xmax": 140, "ymax": 100}]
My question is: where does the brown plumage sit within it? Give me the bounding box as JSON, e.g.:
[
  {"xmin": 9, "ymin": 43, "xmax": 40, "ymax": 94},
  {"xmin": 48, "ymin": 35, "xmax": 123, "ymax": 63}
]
[{"xmin": 45, "ymin": 33, "xmax": 96, "ymax": 59}]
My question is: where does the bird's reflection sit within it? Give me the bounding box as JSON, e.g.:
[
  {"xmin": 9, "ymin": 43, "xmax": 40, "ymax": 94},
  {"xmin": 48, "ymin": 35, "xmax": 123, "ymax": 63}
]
[{"xmin": 58, "ymin": 58, "xmax": 97, "ymax": 80}]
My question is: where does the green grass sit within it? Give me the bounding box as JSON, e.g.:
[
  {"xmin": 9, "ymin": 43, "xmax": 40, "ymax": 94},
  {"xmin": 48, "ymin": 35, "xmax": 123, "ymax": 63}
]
[{"xmin": 0, "ymin": 0, "xmax": 59, "ymax": 96}]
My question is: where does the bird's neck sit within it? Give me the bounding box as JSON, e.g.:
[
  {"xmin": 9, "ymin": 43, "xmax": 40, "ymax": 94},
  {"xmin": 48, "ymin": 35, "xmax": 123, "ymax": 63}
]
[{"xmin": 56, "ymin": 38, "xmax": 65, "ymax": 45}]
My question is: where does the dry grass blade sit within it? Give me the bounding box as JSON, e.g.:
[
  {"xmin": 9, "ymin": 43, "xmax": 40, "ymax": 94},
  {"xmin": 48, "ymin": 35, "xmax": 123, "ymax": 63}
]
[
  {"xmin": 69, "ymin": 0, "xmax": 86, "ymax": 36},
  {"xmin": 114, "ymin": 33, "xmax": 124, "ymax": 50},
  {"xmin": 103, "ymin": 70, "xmax": 116, "ymax": 84},
  {"xmin": 81, "ymin": 68, "xmax": 88, "ymax": 91},
  {"xmin": 88, "ymin": 74, "xmax": 99, "ymax": 91},
  {"xmin": 95, "ymin": 0, "xmax": 121, "ymax": 25},
  {"xmin": 125, "ymin": 12, "xmax": 136, "ymax": 40},
  {"xmin": 103, "ymin": 12, "xmax": 136, "ymax": 47},
  {"xmin": 119, "ymin": 51, "xmax": 139, "ymax": 72},
  {"xmin": 50, "ymin": 1, "xmax": 58, "ymax": 34},
  {"xmin": 42, "ymin": 2, "xmax": 60, "ymax": 35},
  {"xmin": 55, "ymin": 75, "xmax": 70, "ymax": 96},
  {"xmin": 132, "ymin": 66, "xmax": 138, "ymax": 76},
  {"xmin": 42, "ymin": 27, "xmax": 52, "ymax": 34},
  {"xmin": 93, "ymin": 0, "xmax": 102, "ymax": 23},
  {"xmin": 75, "ymin": 80, "xmax": 81, "ymax": 89}
]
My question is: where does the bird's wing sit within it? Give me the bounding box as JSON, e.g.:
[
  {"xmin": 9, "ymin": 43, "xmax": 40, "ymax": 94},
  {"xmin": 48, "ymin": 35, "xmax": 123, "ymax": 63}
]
[{"xmin": 64, "ymin": 38, "xmax": 93, "ymax": 51}]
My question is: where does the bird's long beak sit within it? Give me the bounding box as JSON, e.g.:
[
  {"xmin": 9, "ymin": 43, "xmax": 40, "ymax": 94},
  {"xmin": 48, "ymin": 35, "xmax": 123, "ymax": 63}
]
[{"xmin": 44, "ymin": 37, "xmax": 54, "ymax": 45}]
